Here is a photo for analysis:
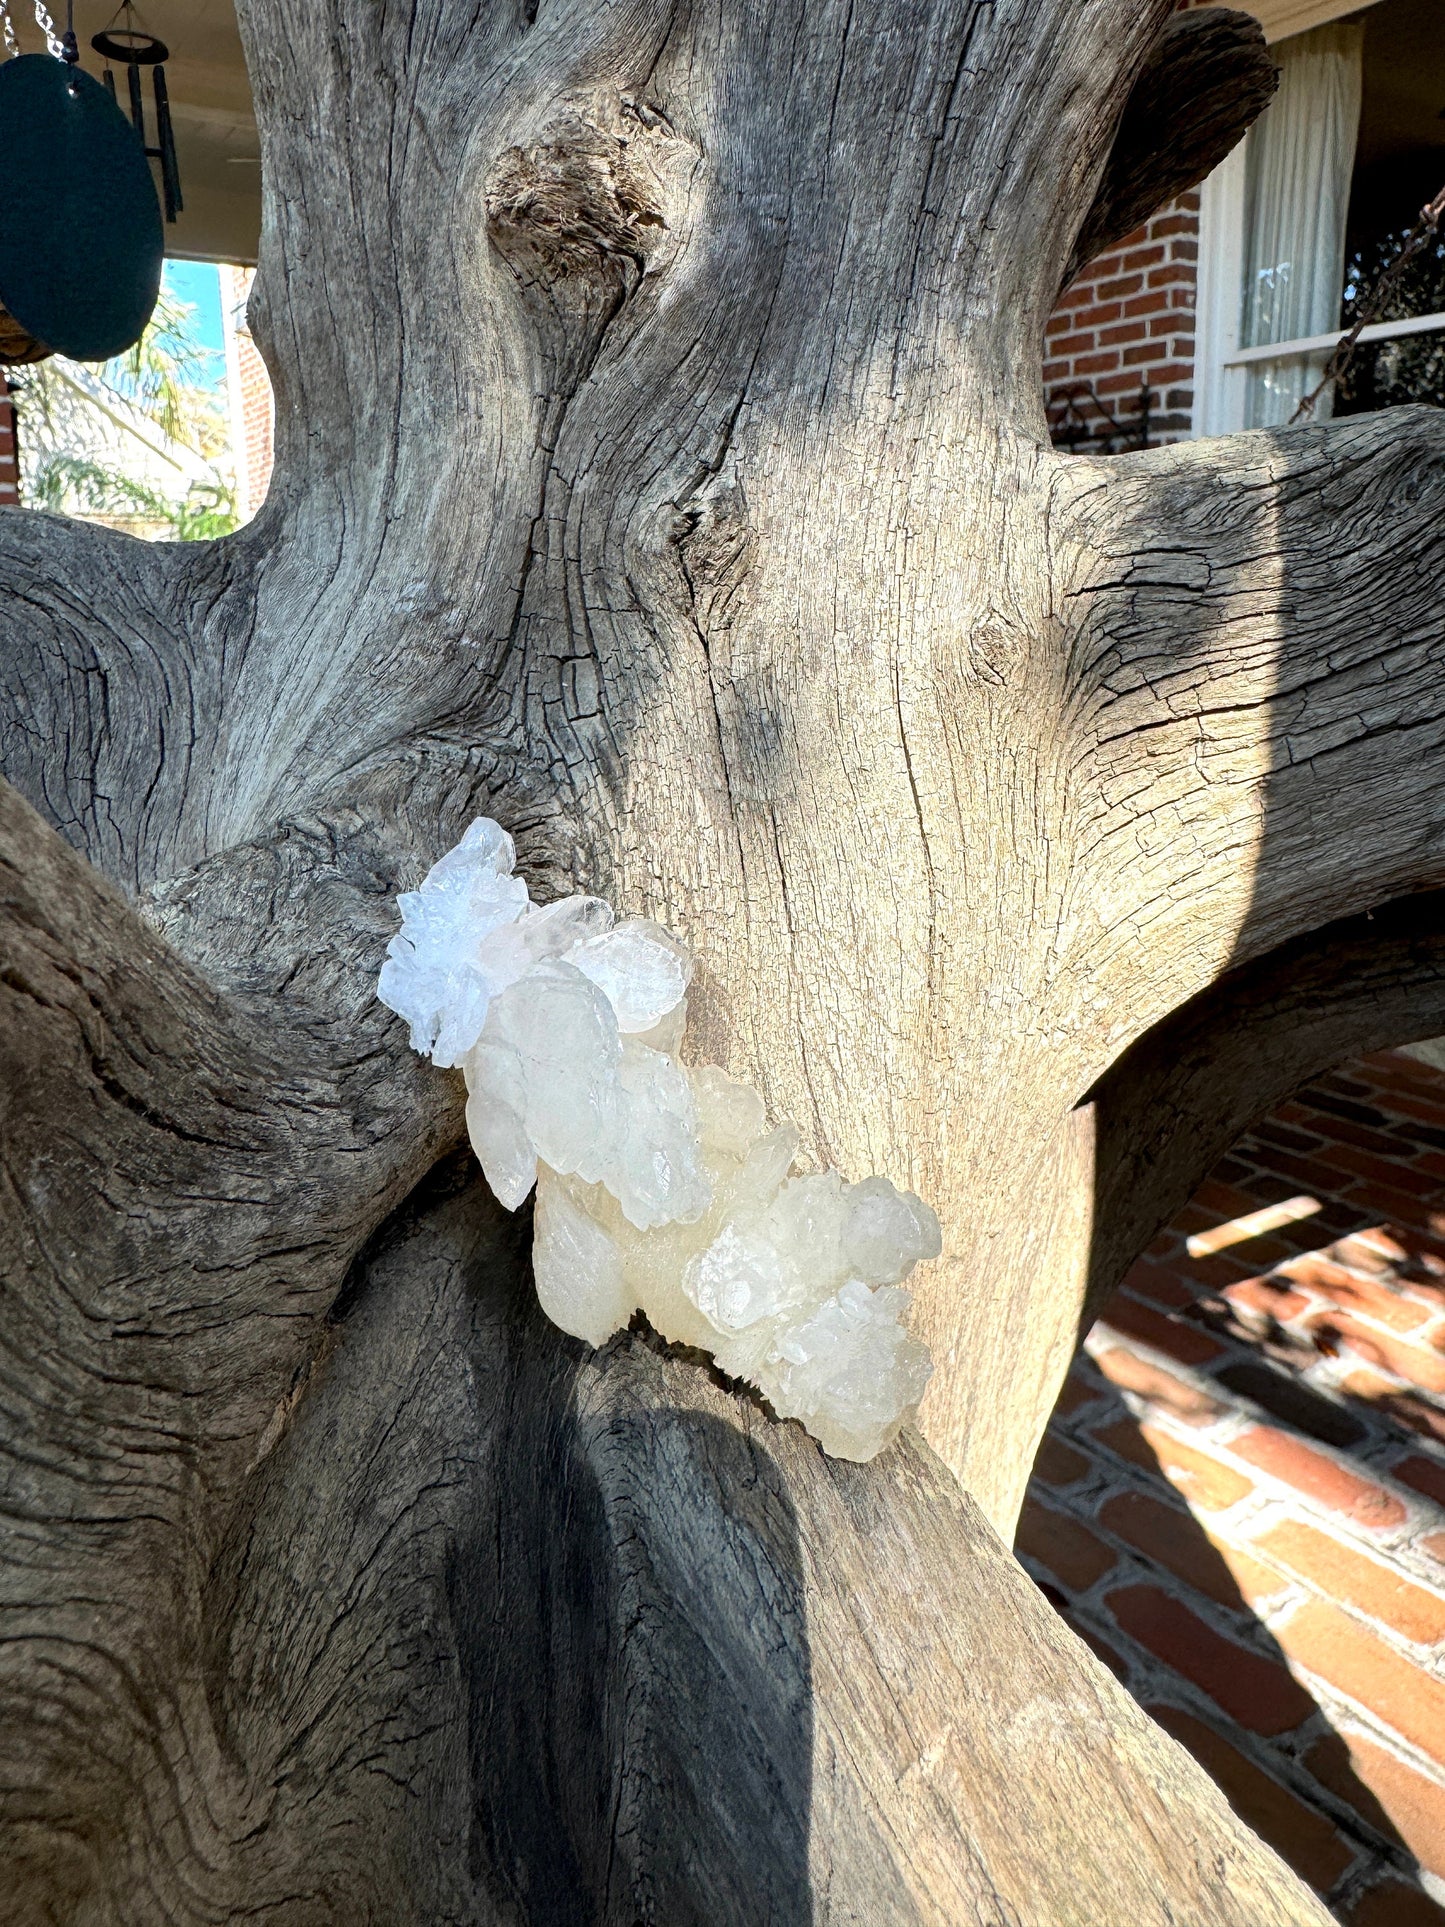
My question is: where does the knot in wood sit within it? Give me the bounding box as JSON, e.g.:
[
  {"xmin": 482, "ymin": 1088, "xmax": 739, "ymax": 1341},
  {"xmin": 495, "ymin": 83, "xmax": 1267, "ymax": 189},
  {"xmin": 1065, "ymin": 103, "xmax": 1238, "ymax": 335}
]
[
  {"xmin": 485, "ymin": 97, "xmax": 684, "ymax": 301},
  {"xmin": 674, "ymin": 477, "xmax": 756, "ymax": 643}
]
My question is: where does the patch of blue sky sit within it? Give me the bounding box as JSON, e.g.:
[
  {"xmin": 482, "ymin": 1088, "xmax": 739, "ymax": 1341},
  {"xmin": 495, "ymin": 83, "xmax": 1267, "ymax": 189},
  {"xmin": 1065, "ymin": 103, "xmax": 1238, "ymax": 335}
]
[{"xmin": 161, "ymin": 261, "xmax": 227, "ymax": 389}]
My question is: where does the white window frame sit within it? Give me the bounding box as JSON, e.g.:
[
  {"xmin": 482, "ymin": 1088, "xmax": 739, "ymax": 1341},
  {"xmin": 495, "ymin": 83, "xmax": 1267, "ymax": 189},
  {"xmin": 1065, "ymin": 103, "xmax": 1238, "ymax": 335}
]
[
  {"xmin": 1193, "ymin": 140, "xmax": 1445, "ymax": 436},
  {"xmin": 1254, "ymin": 0, "xmax": 1382, "ymax": 39},
  {"xmin": 1192, "ymin": 143, "xmax": 1249, "ymax": 438},
  {"xmin": 1189, "ymin": 0, "xmax": 1445, "ymax": 438},
  {"xmin": 1224, "ymin": 310, "xmax": 1445, "ymax": 367}
]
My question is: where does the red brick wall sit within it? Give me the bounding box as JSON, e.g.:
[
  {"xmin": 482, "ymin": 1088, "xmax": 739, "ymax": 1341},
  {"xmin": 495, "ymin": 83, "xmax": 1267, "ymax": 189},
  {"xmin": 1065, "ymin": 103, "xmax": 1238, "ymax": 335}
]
[
  {"xmin": 235, "ymin": 325, "xmax": 273, "ymax": 517},
  {"xmin": 1044, "ymin": 190, "xmax": 1201, "ymax": 451},
  {"xmin": 222, "ymin": 264, "xmax": 275, "ymax": 521},
  {"xmin": 1042, "ymin": 0, "xmax": 1228, "ymax": 450},
  {"xmin": 0, "ymin": 376, "xmax": 19, "ymax": 508},
  {"xmin": 1023, "ymin": 1051, "xmax": 1445, "ymax": 1924}
]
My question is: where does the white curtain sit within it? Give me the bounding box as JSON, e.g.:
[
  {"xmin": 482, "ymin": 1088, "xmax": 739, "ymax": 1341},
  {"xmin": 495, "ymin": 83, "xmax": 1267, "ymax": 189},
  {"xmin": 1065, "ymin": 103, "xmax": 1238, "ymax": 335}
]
[{"xmin": 1241, "ymin": 21, "xmax": 1364, "ymax": 427}]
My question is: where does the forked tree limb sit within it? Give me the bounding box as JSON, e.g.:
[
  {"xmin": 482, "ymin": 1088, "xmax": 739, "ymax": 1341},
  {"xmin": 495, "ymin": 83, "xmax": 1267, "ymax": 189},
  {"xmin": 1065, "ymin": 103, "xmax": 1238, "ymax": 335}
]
[
  {"xmin": 0, "ymin": 0, "xmax": 1434, "ymax": 1552},
  {"xmin": 916, "ymin": 405, "xmax": 1445, "ymax": 1526},
  {"xmin": 0, "ymin": 779, "xmax": 455, "ymax": 1902},
  {"xmin": 179, "ymin": 1159, "xmax": 1330, "ymax": 1925},
  {"xmin": 1083, "ymin": 889, "xmax": 1445, "ymax": 1327},
  {"xmin": 1059, "ymin": 408, "xmax": 1445, "ymax": 1061},
  {"xmin": 1065, "ymin": 6, "xmax": 1278, "ymax": 287},
  {"xmin": 0, "ymin": 514, "xmax": 187, "ymax": 883},
  {"xmin": 0, "ymin": 0, "xmax": 1432, "ymax": 1916}
]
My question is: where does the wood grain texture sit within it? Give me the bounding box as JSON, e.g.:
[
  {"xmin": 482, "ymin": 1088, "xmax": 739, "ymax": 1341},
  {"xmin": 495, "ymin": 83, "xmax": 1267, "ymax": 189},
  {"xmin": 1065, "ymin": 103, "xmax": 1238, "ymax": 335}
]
[
  {"xmin": 70, "ymin": 1157, "xmax": 1325, "ymax": 1925},
  {"xmin": 0, "ymin": 0, "xmax": 1437, "ymax": 1916}
]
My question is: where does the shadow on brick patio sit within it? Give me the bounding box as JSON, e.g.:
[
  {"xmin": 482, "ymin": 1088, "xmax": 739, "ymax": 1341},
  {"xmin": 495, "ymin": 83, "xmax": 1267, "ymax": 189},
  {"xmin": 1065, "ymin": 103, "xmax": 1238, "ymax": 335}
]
[{"xmin": 1023, "ymin": 1051, "xmax": 1445, "ymax": 1926}]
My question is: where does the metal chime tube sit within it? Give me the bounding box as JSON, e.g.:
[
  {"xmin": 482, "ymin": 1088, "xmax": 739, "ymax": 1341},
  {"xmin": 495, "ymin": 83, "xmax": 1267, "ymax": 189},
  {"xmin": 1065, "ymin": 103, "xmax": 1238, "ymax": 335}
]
[
  {"xmin": 151, "ymin": 61, "xmax": 178, "ymax": 218},
  {"xmin": 90, "ymin": 15, "xmax": 182, "ymax": 225}
]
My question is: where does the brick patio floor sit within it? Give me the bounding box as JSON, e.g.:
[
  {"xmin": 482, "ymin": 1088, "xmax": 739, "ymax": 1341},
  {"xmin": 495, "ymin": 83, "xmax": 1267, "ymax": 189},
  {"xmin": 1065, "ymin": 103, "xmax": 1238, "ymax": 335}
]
[{"xmin": 1020, "ymin": 1050, "xmax": 1445, "ymax": 1924}]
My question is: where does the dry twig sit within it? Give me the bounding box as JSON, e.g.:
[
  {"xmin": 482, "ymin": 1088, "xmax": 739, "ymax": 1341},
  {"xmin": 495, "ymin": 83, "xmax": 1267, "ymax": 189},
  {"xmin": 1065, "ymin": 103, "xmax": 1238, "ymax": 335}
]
[{"xmin": 1291, "ymin": 181, "xmax": 1445, "ymax": 422}]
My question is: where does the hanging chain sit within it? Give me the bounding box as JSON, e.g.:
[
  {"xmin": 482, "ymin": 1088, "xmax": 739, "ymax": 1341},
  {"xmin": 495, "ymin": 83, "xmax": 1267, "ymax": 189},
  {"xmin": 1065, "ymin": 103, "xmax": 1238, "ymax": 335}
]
[
  {"xmin": 1291, "ymin": 180, "xmax": 1445, "ymax": 423},
  {"xmin": 30, "ymin": 0, "xmax": 65, "ymax": 58},
  {"xmin": 0, "ymin": 0, "xmax": 68, "ymax": 58}
]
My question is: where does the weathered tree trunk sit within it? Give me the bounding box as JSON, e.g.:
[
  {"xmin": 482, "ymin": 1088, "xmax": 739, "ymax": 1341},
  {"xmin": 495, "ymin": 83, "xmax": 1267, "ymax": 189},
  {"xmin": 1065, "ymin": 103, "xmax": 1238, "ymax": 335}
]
[{"xmin": 3, "ymin": 0, "xmax": 1441, "ymax": 1918}]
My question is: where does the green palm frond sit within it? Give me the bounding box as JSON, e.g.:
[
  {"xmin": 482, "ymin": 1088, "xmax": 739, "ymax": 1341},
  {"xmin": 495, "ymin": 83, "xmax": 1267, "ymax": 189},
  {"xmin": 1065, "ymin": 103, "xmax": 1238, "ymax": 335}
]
[{"xmin": 29, "ymin": 452, "xmax": 239, "ymax": 540}]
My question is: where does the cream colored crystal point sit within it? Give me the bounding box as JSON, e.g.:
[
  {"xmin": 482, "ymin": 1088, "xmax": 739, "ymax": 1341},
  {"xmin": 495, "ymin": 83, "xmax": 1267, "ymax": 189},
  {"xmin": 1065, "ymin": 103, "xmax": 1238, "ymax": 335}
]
[{"xmin": 378, "ymin": 819, "xmax": 938, "ymax": 1461}]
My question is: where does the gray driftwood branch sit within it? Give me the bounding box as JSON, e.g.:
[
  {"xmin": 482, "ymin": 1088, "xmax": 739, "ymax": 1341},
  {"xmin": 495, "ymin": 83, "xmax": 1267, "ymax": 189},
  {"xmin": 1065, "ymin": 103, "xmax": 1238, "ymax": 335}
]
[{"xmin": 3, "ymin": 0, "xmax": 1436, "ymax": 1917}]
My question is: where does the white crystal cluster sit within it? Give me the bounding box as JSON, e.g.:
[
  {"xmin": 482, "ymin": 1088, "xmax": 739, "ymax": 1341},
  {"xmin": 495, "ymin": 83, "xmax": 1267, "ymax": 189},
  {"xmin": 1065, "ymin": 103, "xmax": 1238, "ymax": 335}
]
[{"xmin": 378, "ymin": 819, "xmax": 939, "ymax": 1460}]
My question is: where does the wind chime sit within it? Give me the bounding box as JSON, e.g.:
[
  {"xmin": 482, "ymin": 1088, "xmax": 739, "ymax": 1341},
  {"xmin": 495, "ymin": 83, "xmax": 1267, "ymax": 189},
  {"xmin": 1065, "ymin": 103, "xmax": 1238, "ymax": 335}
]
[
  {"xmin": 0, "ymin": 0, "xmax": 166, "ymax": 365},
  {"xmin": 92, "ymin": 3, "xmax": 181, "ymax": 224}
]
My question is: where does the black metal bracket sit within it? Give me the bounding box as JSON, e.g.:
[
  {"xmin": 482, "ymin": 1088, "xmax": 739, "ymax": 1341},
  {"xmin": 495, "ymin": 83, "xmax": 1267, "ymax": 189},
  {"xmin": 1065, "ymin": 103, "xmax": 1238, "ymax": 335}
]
[{"xmin": 1046, "ymin": 379, "xmax": 1153, "ymax": 456}]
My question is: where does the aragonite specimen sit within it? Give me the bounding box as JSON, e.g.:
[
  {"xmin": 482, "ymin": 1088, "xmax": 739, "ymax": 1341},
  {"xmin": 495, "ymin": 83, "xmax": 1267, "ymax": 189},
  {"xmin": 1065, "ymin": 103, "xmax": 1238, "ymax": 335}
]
[{"xmin": 378, "ymin": 819, "xmax": 939, "ymax": 1460}]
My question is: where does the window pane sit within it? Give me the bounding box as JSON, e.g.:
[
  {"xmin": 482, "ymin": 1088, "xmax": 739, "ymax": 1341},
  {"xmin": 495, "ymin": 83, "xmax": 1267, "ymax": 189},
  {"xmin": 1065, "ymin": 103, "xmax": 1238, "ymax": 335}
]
[
  {"xmin": 1239, "ymin": 22, "xmax": 1364, "ymax": 428},
  {"xmin": 1335, "ymin": 0, "xmax": 1445, "ymax": 418}
]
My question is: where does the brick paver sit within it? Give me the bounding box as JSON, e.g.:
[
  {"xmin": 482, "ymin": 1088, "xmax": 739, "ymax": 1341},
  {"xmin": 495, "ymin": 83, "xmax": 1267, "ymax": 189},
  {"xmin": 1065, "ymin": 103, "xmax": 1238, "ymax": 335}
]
[
  {"xmin": 1150, "ymin": 1702, "xmax": 1356, "ymax": 1891},
  {"xmin": 1022, "ymin": 1049, "xmax": 1445, "ymax": 1922}
]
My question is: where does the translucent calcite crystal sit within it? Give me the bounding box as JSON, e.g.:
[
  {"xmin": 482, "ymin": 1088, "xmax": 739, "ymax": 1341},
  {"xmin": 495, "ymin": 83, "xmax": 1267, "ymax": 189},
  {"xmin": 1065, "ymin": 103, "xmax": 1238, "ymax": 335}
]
[{"xmin": 378, "ymin": 819, "xmax": 939, "ymax": 1461}]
